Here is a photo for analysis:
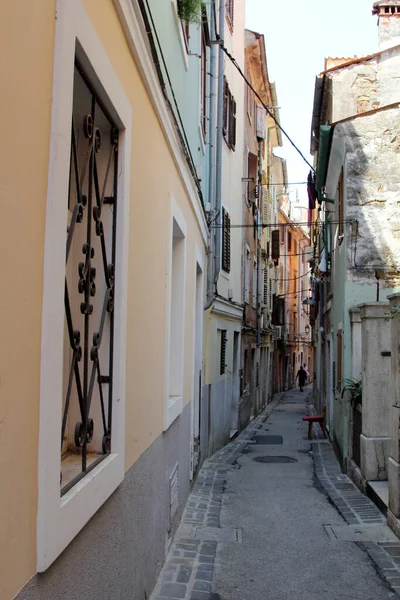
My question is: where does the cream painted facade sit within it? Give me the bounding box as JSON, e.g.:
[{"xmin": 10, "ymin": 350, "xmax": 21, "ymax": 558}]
[
  {"xmin": 203, "ymin": 0, "xmax": 246, "ymax": 449},
  {"xmin": 1, "ymin": 1, "xmax": 208, "ymax": 598}
]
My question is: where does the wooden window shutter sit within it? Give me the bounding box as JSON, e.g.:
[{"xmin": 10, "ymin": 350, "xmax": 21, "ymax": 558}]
[
  {"xmin": 230, "ymin": 97, "xmax": 236, "ymax": 150},
  {"xmin": 278, "ymin": 297, "xmax": 285, "ymax": 326},
  {"xmin": 223, "ymin": 78, "xmax": 229, "ymax": 138},
  {"xmin": 263, "ymin": 270, "xmax": 268, "ymax": 306},
  {"xmin": 220, "ymin": 330, "xmax": 227, "ymax": 375},
  {"xmin": 263, "ymin": 190, "xmax": 268, "ymax": 223},
  {"xmin": 271, "ymin": 229, "xmax": 280, "ymax": 262},
  {"xmin": 222, "ymin": 208, "xmax": 231, "ymax": 272},
  {"xmin": 269, "ymin": 278, "xmax": 272, "ymax": 313},
  {"xmin": 272, "ymin": 294, "xmax": 278, "ymax": 324},
  {"xmin": 272, "ymin": 294, "xmax": 284, "ymax": 325}
]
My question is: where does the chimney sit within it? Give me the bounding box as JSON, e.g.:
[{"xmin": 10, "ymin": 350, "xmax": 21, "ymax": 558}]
[{"xmin": 373, "ymin": 1, "xmax": 400, "ymax": 48}]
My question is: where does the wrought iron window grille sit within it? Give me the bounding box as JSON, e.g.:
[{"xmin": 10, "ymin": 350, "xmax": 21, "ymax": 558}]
[{"xmin": 61, "ymin": 61, "xmax": 119, "ymax": 496}]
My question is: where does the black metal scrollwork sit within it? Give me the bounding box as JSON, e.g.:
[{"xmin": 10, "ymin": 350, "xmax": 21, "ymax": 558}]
[{"xmin": 61, "ymin": 63, "xmax": 119, "ymax": 495}]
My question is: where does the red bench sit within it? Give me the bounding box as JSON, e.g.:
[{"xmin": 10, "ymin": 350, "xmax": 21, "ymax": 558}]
[{"xmin": 302, "ymin": 405, "xmax": 327, "ymax": 440}]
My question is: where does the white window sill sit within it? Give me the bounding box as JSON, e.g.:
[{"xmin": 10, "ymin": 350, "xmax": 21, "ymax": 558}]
[
  {"xmin": 164, "ymin": 395, "xmax": 183, "ymax": 432},
  {"xmin": 38, "ymin": 453, "xmax": 124, "ymax": 571},
  {"xmin": 220, "ymin": 270, "xmax": 230, "ymax": 281}
]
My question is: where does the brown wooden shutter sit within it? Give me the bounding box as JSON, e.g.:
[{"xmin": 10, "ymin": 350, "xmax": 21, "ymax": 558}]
[
  {"xmin": 272, "ymin": 294, "xmax": 278, "ymax": 324},
  {"xmin": 222, "ymin": 208, "xmax": 231, "ymax": 273},
  {"xmin": 223, "ymin": 78, "xmax": 229, "ymax": 138},
  {"xmin": 263, "ymin": 190, "xmax": 268, "ymax": 223},
  {"xmin": 272, "ymin": 295, "xmax": 284, "ymax": 325},
  {"xmin": 230, "ymin": 97, "xmax": 236, "ymax": 150},
  {"xmin": 263, "ymin": 270, "xmax": 268, "ymax": 306},
  {"xmin": 271, "ymin": 229, "xmax": 280, "ymax": 262}
]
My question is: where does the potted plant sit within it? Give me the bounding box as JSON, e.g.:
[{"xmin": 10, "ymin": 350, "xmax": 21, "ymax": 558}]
[
  {"xmin": 177, "ymin": 0, "xmax": 205, "ymax": 24},
  {"xmin": 341, "ymin": 378, "xmax": 362, "ymax": 408}
]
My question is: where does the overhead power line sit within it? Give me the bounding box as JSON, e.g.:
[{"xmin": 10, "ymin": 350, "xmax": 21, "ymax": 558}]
[
  {"xmin": 211, "ymin": 219, "xmax": 355, "ymax": 229},
  {"xmin": 219, "ymin": 43, "xmax": 315, "ymax": 173},
  {"xmin": 141, "ymin": 0, "xmax": 204, "ymax": 203},
  {"xmin": 274, "ymin": 270, "xmax": 312, "ymax": 282}
]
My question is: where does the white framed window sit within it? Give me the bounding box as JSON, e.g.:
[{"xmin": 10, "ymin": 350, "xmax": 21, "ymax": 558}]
[
  {"xmin": 37, "ymin": 0, "xmax": 132, "ymax": 572},
  {"xmin": 164, "ymin": 195, "xmax": 187, "ymax": 431}
]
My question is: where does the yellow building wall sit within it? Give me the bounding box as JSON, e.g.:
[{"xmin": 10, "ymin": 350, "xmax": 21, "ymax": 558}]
[
  {"xmin": 82, "ymin": 0, "xmax": 205, "ymax": 468},
  {"xmin": 0, "ymin": 0, "xmax": 206, "ymax": 597},
  {"xmin": 0, "ymin": 2, "xmax": 55, "ymax": 598}
]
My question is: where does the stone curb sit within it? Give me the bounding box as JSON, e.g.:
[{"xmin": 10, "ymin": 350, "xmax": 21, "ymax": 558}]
[{"xmin": 312, "ymin": 440, "xmax": 400, "ymax": 597}]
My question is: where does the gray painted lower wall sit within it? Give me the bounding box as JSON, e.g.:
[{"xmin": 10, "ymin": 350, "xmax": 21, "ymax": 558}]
[
  {"xmin": 18, "ymin": 404, "xmax": 192, "ymax": 600},
  {"xmin": 208, "ymin": 377, "xmax": 232, "ymax": 455}
]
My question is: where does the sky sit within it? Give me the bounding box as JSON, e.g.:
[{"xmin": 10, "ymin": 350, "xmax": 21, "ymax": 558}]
[{"xmin": 245, "ymin": 0, "xmax": 378, "ymax": 205}]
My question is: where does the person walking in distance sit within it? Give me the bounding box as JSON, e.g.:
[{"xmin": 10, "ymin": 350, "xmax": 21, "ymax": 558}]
[{"xmin": 296, "ymin": 365, "xmax": 307, "ymax": 392}]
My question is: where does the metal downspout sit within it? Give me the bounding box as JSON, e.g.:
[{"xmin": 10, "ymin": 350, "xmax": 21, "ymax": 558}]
[
  {"xmin": 214, "ymin": 0, "xmax": 225, "ymax": 285},
  {"xmin": 257, "ymin": 140, "xmax": 263, "ymax": 347},
  {"xmin": 206, "ymin": 0, "xmax": 218, "ymax": 308}
]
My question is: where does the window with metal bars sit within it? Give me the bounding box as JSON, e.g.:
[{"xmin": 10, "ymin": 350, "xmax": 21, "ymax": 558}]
[
  {"xmin": 62, "ymin": 62, "xmax": 119, "ymax": 495},
  {"xmin": 220, "ymin": 330, "xmax": 227, "ymax": 375},
  {"xmin": 223, "ymin": 77, "xmax": 236, "ymax": 150},
  {"xmin": 222, "ymin": 208, "xmax": 231, "ymax": 272}
]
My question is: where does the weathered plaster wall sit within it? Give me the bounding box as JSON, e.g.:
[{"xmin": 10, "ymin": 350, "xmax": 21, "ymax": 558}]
[
  {"xmin": 378, "ymin": 15, "xmax": 400, "ymax": 48},
  {"xmin": 339, "ymin": 108, "xmax": 400, "ymax": 287},
  {"xmin": 329, "ymin": 47, "xmax": 400, "ymax": 120}
]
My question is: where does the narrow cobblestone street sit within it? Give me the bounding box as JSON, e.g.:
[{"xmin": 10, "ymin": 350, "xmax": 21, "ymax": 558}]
[{"xmin": 151, "ymin": 388, "xmax": 400, "ymax": 600}]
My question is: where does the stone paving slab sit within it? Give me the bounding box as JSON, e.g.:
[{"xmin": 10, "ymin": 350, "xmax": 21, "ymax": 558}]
[
  {"xmin": 313, "ymin": 439, "xmax": 400, "ymax": 597},
  {"xmin": 150, "ymin": 394, "xmax": 283, "ymax": 600}
]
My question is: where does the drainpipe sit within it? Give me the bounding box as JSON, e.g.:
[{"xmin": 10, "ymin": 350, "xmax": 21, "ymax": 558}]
[
  {"xmin": 206, "ymin": 0, "xmax": 218, "ymax": 308},
  {"xmin": 257, "ymin": 140, "xmax": 263, "ymax": 347},
  {"xmin": 214, "ymin": 0, "xmax": 225, "ymax": 285}
]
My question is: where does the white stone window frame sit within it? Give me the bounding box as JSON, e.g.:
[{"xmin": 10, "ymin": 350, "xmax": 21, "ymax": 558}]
[
  {"xmin": 163, "ymin": 195, "xmax": 187, "ymax": 431},
  {"xmin": 37, "ymin": 0, "xmax": 132, "ymax": 572}
]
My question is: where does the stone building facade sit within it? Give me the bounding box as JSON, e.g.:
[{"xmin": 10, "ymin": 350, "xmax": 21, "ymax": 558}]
[{"xmin": 311, "ymin": 0, "xmax": 400, "ymax": 466}]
